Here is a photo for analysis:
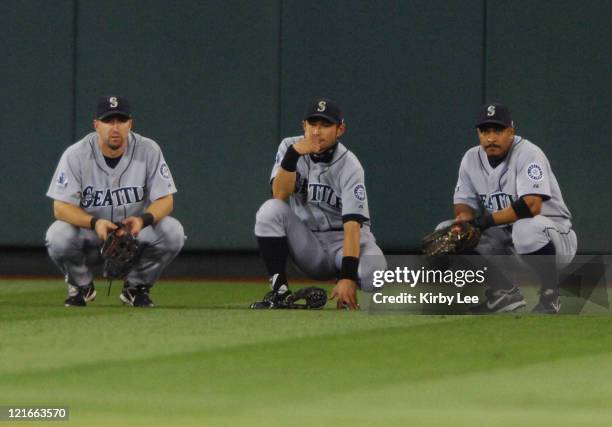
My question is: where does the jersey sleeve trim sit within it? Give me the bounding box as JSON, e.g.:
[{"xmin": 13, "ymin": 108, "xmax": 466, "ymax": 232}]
[
  {"xmin": 149, "ymin": 188, "xmax": 178, "ymax": 202},
  {"xmin": 453, "ymin": 198, "xmax": 480, "ymax": 210},
  {"xmin": 520, "ymin": 192, "xmax": 551, "ymax": 202},
  {"xmin": 342, "ymin": 214, "xmax": 369, "ymax": 224},
  {"xmin": 45, "ymin": 193, "xmax": 81, "ymax": 206}
]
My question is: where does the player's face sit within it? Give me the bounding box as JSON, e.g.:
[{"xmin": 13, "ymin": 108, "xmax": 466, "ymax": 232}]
[
  {"xmin": 303, "ymin": 118, "xmax": 346, "ymax": 152},
  {"xmin": 94, "ymin": 115, "xmax": 133, "ymax": 154},
  {"xmin": 477, "ymin": 125, "xmax": 515, "ymax": 158}
]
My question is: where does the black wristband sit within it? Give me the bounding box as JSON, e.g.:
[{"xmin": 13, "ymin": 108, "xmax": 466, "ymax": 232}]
[
  {"xmin": 280, "ymin": 145, "xmax": 300, "ymax": 172},
  {"xmin": 140, "ymin": 213, "xmax": 155, "ymax": 228},
  {"xmin": 473, "ymin": 214, "xmax": 495, "ymax": 231},
  {"xmin": 339, "ymin": 256, "xmax": 359, "ymax": 281},
  {"xmin": 90, "ymin": 217, "xmax": 99, "ymax": 230},
  {"xmin": 511, "ymin": 197, "xmax": 534, "ymax": 219}
]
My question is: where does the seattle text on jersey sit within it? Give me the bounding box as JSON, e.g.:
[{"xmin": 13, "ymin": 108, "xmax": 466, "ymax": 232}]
[
  {"xmin": 308, "ymin": 183, "xmax": 342, "ymax": 210},
  {"xmin": 479, "ymin": 192, "xmax": 514, "ymax": 212},
  {"xmin": 80, "ymin": 185, "xmax": 145, "ymax": 208}
]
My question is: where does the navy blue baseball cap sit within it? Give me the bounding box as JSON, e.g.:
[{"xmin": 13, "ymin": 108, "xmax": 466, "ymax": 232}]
[
  {"xmin": 96, "ymin": 96, "xmax": 131, "ymax": 120},
  {"xmin": 476, "ymin": 103, "xmax": 513, "ymax": 128},
  {"xmin": 303, "ymin": 98, "xmax": 343, "ymax": 124}
]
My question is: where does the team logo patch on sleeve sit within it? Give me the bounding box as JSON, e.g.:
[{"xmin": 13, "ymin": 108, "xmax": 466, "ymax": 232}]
[
  {"xmin": 527, "ymin": 163, "xmax": 544, "ymax": 181},
  {"xmin": 56, "ymin": 172, "xmax": 68, "ymax": 188},
  {"xmin": 159, "ymin": 163, "xmax": 171, "ymax": 180},
  {"xmin": 353, "ymin": 184, "xmax": 366, "ymax": 201}
]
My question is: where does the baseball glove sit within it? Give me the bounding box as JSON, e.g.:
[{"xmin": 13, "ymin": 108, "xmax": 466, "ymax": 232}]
[
  {"xmin": 250, "ymin": 287, "xmax": 327, "ymax": 309},
  {"xmin": 285, "ymin": 287, "xmax": 327, "ymax": 309},
  {"xmin": 422, "ymin": 222, "xmax": 480, "ymax": 256},
  {"xmin": 100, "ymin": 225, "xmax": 140, "ymax": 279}
]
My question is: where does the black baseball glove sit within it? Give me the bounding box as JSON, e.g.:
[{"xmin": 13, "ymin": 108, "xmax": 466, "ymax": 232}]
[
  {"xmin": 100, "ymin": 225, "xmax": 140, "ymax": 279},
  {"xmin": 250, "ymin": 287, "xmax": 328, "ymax": 309},
  {"xmin": 285, "ymin": 287, "xmax": 327, "ymax": 309},
  {"xmin": 422, "ymin": 221, "xmax": 481, "ymax": 256}
]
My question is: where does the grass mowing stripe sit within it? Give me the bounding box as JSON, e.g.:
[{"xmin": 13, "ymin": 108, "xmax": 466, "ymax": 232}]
[
  {"xmin": 3, "ymin": 317, "xmax": 612, "ymax": 395},
  {"xmin": 2, "ymin": 321, "xmax": 612, "ymax": 427},
  {"xmin": 0, "ymin": 314, "xmax": 456, "ymax": 377},
  {"xmin": 2, "ymin": 280, "xmax": 612, "ymax": 427},
  {"xmin": 1, "ymin": 281, "xmax": 457, "ymax": 376},
  {"xmin": 299, "ymin": 352, "xmax": 612, "ymax": 427}
]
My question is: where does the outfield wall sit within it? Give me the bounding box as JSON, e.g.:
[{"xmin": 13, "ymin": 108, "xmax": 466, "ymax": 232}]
[{"xmin": 2, "ymin": 0, "xmax": 610, "ymax": 252}]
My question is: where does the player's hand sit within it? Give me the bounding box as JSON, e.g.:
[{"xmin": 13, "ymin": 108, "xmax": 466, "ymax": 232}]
[
  {"xmin": 330, "ymin": 279, "xmax": 359, "ymax": 310},
  {"xmin": 94, "ymin": 219, "xmax": 118, "ymax": 241},
  {"xmin": 123, "ymin": 216, "xmax": 144, "ymax": 236},
  {"xmin": 454, "ymin": 212, "xmax": 473, "ymax": 223},
  {"xmin": 454, "ymin": 212, "xmax": 474, "ymax": 224},
  {"xmin": 451, "ymin": 213, "xmax": 473, "ymax": 233},
  {"xmin": 293, "ymin": 132, "xmax": 322, "ymax": 155}
]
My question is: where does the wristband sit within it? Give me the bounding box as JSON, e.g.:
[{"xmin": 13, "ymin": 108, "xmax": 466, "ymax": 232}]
[
  {"xmin": 90, "ymin": 217, "xmax": 99, "ymax": 230},
  {"xmin": 140, "ymin": 213, "xmax": 155, "ymax": 228},
  {"xmin": 280, "ymin": 145, "xmax": 300, "ymax": 172},
  {"xmin": 339, "ymin": 256, "xmax": 359, "ymax": 281},
  {"xmin": 511, "ymin": 197, "xmax": 534, "ymax": 219},
  {"xmin": 472, "ymin": 214, "xmax": 495, "ymax": 231}
]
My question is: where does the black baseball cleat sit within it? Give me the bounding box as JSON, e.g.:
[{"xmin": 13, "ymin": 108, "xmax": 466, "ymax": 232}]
[
  {"xmin": 82, "ymin": 283, "xmax": 97, "ymax": 302},
  {"xmin": 532, "ymin": 288, "xmax": 561, "ymax": 314},
  {"xmin": 64, "ymin": 293, "xmax": 86, "ymax": 307},
  {"xmin": 250, "ymin": 290, "xmax": 293, "ymax": 309},
  {"xmin": 250, "ymin": 274, "xmax": 291, "ymax": 309},
  {"xmin": 64, "ymin": 283, "xmax": 96, "ymax": 307},
  {"xmin": 250, "ymin": 300, "xmax": 274, "ymax": 309},
  {"xmin": 120, "ymin": 284, "xmax": 155, "ymax": 307},
  {"xmin": 469, "ymin": 286, "xmax": 526, "ymax": 314}
]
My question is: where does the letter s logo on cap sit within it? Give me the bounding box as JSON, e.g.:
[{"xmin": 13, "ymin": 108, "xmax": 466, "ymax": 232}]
[
  {"xmin": 487, "ymin": 105, "xmax": 496, "ymax": 116},
  {"xmin": 109, "ymin": 97, "xmax": 118, "ymax": 108},
  {"xmin": 317, "ymin": 101, "xmax": 327, "ymax": 112}
]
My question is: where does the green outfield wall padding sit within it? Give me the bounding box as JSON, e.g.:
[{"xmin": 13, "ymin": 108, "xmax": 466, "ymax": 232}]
[
  {"xmin": 486, "ymin": 0, "xmax": 612, "ymax": 253},
  {"xmin": 1, "ymin": 1, "xmax": 75, "ymax": 246},
  {"xmin": 279, "ymin": 0, "xmax": 483, "ymax": 250},
  {"xmin": 73, "ymin": 0, "xmax": 279, "ymax": 250},
  {"xmin": 1, "ymin": 0, "xmax": 610, "ymax": 253}
]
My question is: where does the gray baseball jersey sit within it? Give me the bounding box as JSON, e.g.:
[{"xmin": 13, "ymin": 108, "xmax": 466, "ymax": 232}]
[
  {"xmin": 454, "ymin": 135, "xmax": 572, "ymax": 227},
  {"xmin": 270, "ymin": 137, "xmax": 370, "ymax": 231},
  {"xmin": 47, "ymin": 131, "xmax": 177, "ymax": 222}
]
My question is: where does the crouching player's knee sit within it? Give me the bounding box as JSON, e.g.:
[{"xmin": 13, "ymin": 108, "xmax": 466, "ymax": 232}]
[
  {"xmin": 254, "ymin": 199, "xmax": 291, "ymax": 237},
  {"xmin": 512, "ymin": 217, "xmax": 552, "ymax": 254},
  {"xmin": 156, "ymin": 217, "xmax": 185, "ymax": 255},
  {"xmin": 45, "ymin": 220, "xmax": 81, "ymax": 259}
]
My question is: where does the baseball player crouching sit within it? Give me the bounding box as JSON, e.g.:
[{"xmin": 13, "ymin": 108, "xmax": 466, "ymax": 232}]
[
  {"xmin": 45, "ymin": 96, "xmax": 184, "ymax": 307},
  {"xmin": 252, "ymin": 98, "xmax": 387, "ymax": 310},
  {"xmin": 437, "ymin": 103, "xmax": 577, "ymax": 314}
]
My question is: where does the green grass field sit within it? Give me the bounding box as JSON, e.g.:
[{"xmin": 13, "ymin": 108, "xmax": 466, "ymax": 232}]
[{"xmin": 1, "ymin": 280, "xmax": 612, "ymax": 427}]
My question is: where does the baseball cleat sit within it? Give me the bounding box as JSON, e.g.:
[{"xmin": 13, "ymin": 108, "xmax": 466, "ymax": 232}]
[
  {"xmin": 120, "ymin": 284, "xmax": 155, "ymax": 307},
  {"xmin": 250, "ymin": 290, "xmax": 292, "ymax": 309},
  {"xmin": 532, "ymin": 288, "xmax": 561, "ymax": 314},
  {"xmin": 250, "ymin": 274, "xmax": 292, "ymax": 309},
  {"xmin": 64, "ymin": 283, "xmax": 96, "ymax": 307},
  {"xmin": 469, "ymin": 286, "xmax": 526, "ymax": 314},
  {"xmin": 64, "ymin": 294, "xmax": 86, "ymax": 307},
  {"xmin": 269, "ymin": 273, "xmax": 289, "ymax": 294},
  {"xmin": 83, "ymin": 283, "xmax": 97, "ymax": 302},
  {"xmin": 250, "ymin": 300, "xmax": 274, "ymax": 309}
]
